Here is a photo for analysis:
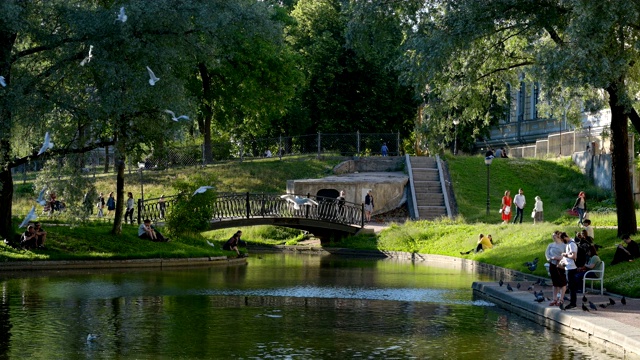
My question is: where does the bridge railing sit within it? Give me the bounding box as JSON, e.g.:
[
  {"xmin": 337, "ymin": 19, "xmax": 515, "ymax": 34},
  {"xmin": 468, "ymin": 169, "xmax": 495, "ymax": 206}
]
[
  {"xmin": 139, "ymin": 192, "xmax": 364, "ymax": 228},
  {"xmin": 212, "ymin": 193, "xmax": 364, "ymax": 228}
]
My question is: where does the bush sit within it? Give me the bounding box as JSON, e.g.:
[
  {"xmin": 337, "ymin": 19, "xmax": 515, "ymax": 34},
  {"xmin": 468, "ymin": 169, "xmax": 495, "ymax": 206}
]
[{"xmin": 165, "ymin": 174, "xmax": 218, "ymax": 235}]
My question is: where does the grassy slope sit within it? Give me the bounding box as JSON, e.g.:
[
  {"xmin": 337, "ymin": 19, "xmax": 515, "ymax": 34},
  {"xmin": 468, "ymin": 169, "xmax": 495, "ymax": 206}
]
[
  {"xmin": 339, "ymin": 155, "xmax": 639, "ymax": 296},
  {"xmin": 3, "ymin": 157, "xmax": 339, "ymax": 260}
]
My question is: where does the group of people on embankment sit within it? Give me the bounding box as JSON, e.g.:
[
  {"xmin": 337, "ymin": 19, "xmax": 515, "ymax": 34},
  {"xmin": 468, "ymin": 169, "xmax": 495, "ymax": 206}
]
[{"xmin": 500, "ymin": 189, "xmax": 588, "ymax": 226}]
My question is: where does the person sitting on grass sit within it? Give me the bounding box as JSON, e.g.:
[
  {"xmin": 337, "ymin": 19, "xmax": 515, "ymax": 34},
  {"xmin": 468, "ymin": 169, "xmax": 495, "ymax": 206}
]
[
  {"xmin": 20, "ymin": 225, "xmax": 38, "ymax": 250},
  {"xmin": 611, "ymin": 234, "xmax": 640, "ymax": 265},
  {"xmin": 138, "ymin": 219, "xmax": 169, "ymax": 242},
  {"xmin": 461, "ymin": 233, "xmax": 493, "ymax": 255},
  {"xmin": 223, "ymin": 230, "xmax": 245, "ymax": 258},
  {"xmin": 34, "ymin": 222, "xmax": 46, "ymax": 249}
]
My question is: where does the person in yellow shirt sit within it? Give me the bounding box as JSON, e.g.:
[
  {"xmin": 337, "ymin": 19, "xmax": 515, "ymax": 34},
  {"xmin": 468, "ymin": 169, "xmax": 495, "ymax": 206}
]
[{"xmin": 461, "ymin": 234, "xmax": 493, "ymax": 255}]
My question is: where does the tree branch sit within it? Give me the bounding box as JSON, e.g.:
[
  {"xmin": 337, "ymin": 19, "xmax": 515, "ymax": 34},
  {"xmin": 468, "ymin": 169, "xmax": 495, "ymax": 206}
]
[
  {"xmin": 8, "ymin": 139, "xmax": 115, "ymax": 168},
  {"xmin": 473, "ymin": 61, "xmax": 534, "ymax": 82}
]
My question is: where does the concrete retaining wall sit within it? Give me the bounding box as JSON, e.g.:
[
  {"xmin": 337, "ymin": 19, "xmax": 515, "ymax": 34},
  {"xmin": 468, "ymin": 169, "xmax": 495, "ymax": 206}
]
[{"xmin": 0, "ymin": 256, "xmax": 242, "ymax": 271}]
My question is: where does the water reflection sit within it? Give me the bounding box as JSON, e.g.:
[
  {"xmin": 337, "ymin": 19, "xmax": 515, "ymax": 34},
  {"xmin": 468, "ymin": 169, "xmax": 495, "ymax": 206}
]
[{"xmin": 0, "ymin": 253, "xmax": 632, "ymax": 359}]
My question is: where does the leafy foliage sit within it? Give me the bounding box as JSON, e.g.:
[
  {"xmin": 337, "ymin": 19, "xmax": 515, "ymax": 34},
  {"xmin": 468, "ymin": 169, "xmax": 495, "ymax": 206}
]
[{"xmin": 165, "ymin": 173, "xmax": 218, "ymax": 235}]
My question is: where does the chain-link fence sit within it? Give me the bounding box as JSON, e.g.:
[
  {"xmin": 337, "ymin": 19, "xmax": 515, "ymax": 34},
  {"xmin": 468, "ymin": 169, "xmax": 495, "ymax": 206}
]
[{"xmin": 10, "ymin": 132, "xmax": 403, "ymax": 180}]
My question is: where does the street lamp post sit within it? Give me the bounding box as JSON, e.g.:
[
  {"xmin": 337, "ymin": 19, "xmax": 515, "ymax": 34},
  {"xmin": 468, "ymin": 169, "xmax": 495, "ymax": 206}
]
[
  {"xmin": 137, "ymin": 162, "xmax": 145, "ymax": 202},
  {"xmin": 485, "ymin": 156, "xmax": 493, "ymax": 215},
  {"xmin": 453, "ymin": 119, "xmax": 460, "ymax": 155}
]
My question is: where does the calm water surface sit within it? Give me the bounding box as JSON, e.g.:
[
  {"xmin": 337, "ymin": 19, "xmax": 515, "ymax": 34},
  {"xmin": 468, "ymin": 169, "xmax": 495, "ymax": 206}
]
[{"xmin": 0, "ymin": 253, "xmax": 623, "ymax": 359}]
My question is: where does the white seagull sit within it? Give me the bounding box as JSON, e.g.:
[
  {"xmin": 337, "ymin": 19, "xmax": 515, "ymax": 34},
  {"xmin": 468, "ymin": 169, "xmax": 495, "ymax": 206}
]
[
  {"xmin": 37, "ymin": 132, "xmax": 54, "ymax": 155},
  {"xmin": 115, "ymin": 7, "xmax": 127, "ymax": 23},
  {"xmin": 36, "ymin": 187, "xmax": 47, "ymax": 206},
  {"xmin": 193, "ymin": 186, "xmax": 214, "ymax": 196},
  {"xmin": 0, "ymin": 76, "xmax": 6, "ymax": 87},
  {"xmin": 280, "ymin": 195, "xmax": 319, "ymax": 210},
  {"xmin": 19, "ymin": 206, "xmax": 37, "ymax": 228},
  {"xmin": 80, "ymin": 45, "xmax": 93, "ymax": 66},
  {"xmin": 164, "ymin": 109, "xmax": 190, "ymax": 122},
  {"xmin": 146, "ymin": 66, "xmax": 159, "ymax": 86},
  {"xmin": 206, "ymin": 240, "xmax": 215, "ymax": 248}
]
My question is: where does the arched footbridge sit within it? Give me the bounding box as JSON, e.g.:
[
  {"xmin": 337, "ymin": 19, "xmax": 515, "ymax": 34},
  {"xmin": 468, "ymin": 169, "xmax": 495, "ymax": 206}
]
[{"xmin": 139, "ymin": 193, "xmax": 365, "ymax": 241}]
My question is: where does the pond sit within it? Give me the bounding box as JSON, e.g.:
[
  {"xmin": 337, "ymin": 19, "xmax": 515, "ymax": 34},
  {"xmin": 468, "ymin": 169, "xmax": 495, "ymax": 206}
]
[{"xmin": 0, "ymin": 253, "xmax": 622, "ymax": 359}]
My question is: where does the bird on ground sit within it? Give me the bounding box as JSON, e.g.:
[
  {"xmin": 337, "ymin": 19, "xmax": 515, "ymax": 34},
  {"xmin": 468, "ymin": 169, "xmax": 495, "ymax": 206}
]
[
  {"xmin": 599, "ymin": 303, "xmax": 608, "ymax": 309},
  {"xmin": 146, "ymin": 66, "xmax": 159, "ymax": 86},
  {"xmin": 37, "ymin": 132, "xmax": 53, "ymax": 155},
  {"xmin": 19, "ymin": 206, "xmax": 37, "ymax": 228},
  {"xmin": 589, "ymin": 301, "xmax": 598, "ymax": 311},
  {"xmin": 581, "ymin": 303, "xmax": 590, "ymax": 312},
  {"xmin": 280, "ymin": 195, "xmax": 319, "ymax": 210},
  {"xmin": 516, "ymin": 282, "xmax": 521, "ymax": 290},
  {"xmin": 621, "ymin": 296, "xmax": 627, "ymax": 305},
  {"xmin": 499, "ymin": 279, "xmax": 504, "ymax": 287},
  {"xmin": 193, "ymin": 186, "xmax": 214, "ymax": 196},
  {"xmin": 0, "ymin": 76, "xmax": 5, "ymax": 87},
  {"xmin": 527, "ymin": 263, "xmax": 537, "ymax": 272},
  {"xmin": 507, "ymin": 283, "xmax": 513, "ymax": 292},
  {"xmin": 206, "ymin": 240, "xmax": 215, "ymax": 248},
  {"xmin": 582, "ymin": 294, "xmax": 588, "ymax": 303},
  {"xmin": 115, "ymin": 6, "xmax": 127, "ymax": 23},
  {"xmin": 534, "ymin": 278, "xmax": 541, "ymax": 285},
  {"xmin": 534, "ymin": 291, "xmax": 545, "ymax": 303},
  {"xmin": 527, "ymin": 285, "xmax": 534, "ymax": 291},
  {"xmin": 36, "ymin": 187, "xmax": 47, "ymax": 206},
  {"xmin": 559, "ymin": 302, "xmax": 566, "ymax": 311},
  {"xmin": 609, "ymin": 298, "xmax": 616, "ymax": 306},
  {"xmin": 80, "ymin": 45, "xmax": 93, "ymax": 66},
  {"xmin": 539, "ymin": 279, "xmax": 548, "ymax": 287},
  {"xmin": 524, "ymin": 257, "xmax": 539, "ymax": 267},
  {"xmin": 164, "ymin": 109, "xmax": 190, "ymax": 122}
]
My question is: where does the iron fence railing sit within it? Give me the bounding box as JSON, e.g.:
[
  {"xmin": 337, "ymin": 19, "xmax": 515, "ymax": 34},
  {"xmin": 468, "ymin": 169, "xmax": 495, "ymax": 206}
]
[
  {"xmin": 11, "ymin": 132, "xmax": 403, "ymax": 181},
  {"xmin": 139, "ymin": 192, "xmax": 364, "ymax": 228}
]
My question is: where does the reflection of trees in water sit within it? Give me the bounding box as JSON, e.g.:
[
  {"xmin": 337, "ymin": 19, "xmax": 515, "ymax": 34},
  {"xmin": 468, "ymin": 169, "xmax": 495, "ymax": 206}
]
[
  {"xmin": 224, "ymin": 264, "xmax": 248, "ymax": 285},
  {"xmin": 0, "ymin": 283, "xmax": 11, "ymax": 357}
]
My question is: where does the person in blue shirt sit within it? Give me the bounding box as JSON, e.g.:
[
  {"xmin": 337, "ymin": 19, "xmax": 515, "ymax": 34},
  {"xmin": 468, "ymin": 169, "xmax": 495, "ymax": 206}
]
[{"xmin": 381, "ymin": 143, "xmax": 389, "ymax": 156}]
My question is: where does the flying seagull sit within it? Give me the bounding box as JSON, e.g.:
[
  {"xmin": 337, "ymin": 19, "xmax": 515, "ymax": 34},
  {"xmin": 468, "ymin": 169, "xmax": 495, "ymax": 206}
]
[
  {"xmin": 146, "ymin": 66, "xmax": 159, "ymax": 86},
  {"xmin": 280, "ymin": 195, "xmax": 319, "ymax": 210},
  {"xmin": 37, "ymin": 132, "xmax": 53, "ymax": 155},
  {"xmin": 164, "ymin": 110, "xmax": 190, "ymax": 122},
  {"xmin": 115, "ymin": 7, "xmax": 127, "ymax": 23},
  {"xmin": 19, "ymin": 206, "xmax": 37, "ymax": 228},
  {"xmin": 36, "ymin": 187, "xmax": 47, "ymax": 206},
  {"xmin": 193, "ymin": 186, "xmax": 214, "ymax": 196},
  {"xmin": 80, "ymin": 45, "xmax": 94, "ymax": 66},
  {"xmin": 0, "ymin": 76, "xmax": 5, "ymax": 87}
]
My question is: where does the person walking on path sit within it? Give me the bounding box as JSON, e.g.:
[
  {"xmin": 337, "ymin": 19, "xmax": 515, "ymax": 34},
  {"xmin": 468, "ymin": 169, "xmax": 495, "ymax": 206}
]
[
  {"xmin": 533, "ymin": 196, "xmax": 543, "ymax": 224},
  {"xmin": 545, "ymin": 231, "xmax": 567, "ymax": 306},
  {"xmin": 560, "ymin": 232, "xmax": 579, "ymax": 310},
  {"xmin": 501, "ymin": 190, "xmax": 512, "ymax": 224},
  {"xmin": 512, "ymin": 188, "xmax": 526, "ymax": 224},
  {"xmin": 364, "ymin": 190, "xmax": 374, "ymax": 223},
  {"xmin": 125, "ymin": 192, "xmax": 135, "ymax": 224},
  {"xmin": 97, "ymin": 192, "xmax": 105, "ymax": 218},
  {"xmin": 573, "ymin": 191, "xmax": 588, "ymax": 226},
  {"xmin": 106, "ymin": 192, "xmax": 116, "ymax": 216}
]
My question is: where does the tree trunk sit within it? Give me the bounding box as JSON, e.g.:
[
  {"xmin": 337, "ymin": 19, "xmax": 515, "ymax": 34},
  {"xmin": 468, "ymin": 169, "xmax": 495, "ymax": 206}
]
[
  {"xmin": 104, "ymin": 145, "xmax": 110, "ymax": 173},
  {"xmin": 607, "ymin": 83, "xmax": 637, "ymax": 236},
  {"xmin": 0, "ymin": 167, "xmax": 14, "ymax": 241},
  {"xmin": 111, "ymin": 126, "xmax": 126, "ymax": 235},
  {"xmin": 198, "ymin": 63, "xmax": 214, "ymax": 164}
]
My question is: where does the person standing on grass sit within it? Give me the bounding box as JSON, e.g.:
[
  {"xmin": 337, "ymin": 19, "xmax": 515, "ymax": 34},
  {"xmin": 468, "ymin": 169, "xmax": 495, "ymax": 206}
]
[
  {"xmin": 125, "ymin": 192, "xmax": 135, "ymax": 224},
  {"xmin": 501, "ymin": 190, "xmax": 512, "ymax": 224},
  {"xmin": 381, "ymin": 142, "xmax": 389, "ymax": 156},
  {"xmin": 545, "ymin": 231, "xmax": 567, "ymax": 306},
  {"xmin": 533, "ymin": 196, "xmax": 543, "ymax": 224},
  {"xmin": 572, "ymin": 191, "xmax": 587, "ymax": 226},
  {"xmin": 158, "ymin": 195, "xmax": 166, "ymax": 219},
  {"xmin": 512, "ymin": 188, "xmax": 526, "ymax": 224},
  {"xmin": 364, "ymin": 190, "xmax": 374, "ymax": 223},
  {"xmin": 560, "ymin": 232, "xmax": 578, "ymax": 310}
]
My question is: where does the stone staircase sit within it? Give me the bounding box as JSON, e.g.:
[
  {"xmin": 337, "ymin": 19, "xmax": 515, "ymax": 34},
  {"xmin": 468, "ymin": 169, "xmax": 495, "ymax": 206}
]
[{"xmin": 408, "ymin": 157, "xmax": 448, "ymax": 220}]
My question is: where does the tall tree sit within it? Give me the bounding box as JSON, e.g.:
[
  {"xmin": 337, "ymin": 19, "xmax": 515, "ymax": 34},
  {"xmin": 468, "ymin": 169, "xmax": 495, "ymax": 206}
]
[
  {"xmin": 352, "ymin": 0, "xmax": 640, "ymax": 235},
  {"xmin": 284, "ymin": 0, "xmax": 417, "ymax": 137}
]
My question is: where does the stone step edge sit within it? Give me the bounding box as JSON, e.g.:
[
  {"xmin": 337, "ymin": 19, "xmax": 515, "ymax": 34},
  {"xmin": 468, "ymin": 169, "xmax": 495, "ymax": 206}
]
[{"xmin": 0, "ymin": 256, "xmax": 242, "ymax": 271}]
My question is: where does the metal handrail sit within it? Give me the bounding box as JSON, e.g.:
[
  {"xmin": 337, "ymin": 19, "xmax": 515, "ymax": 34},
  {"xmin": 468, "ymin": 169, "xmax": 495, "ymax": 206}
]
[{"xmin": 405, "ymin": 154, "xmax": 420, "ymax": 220}]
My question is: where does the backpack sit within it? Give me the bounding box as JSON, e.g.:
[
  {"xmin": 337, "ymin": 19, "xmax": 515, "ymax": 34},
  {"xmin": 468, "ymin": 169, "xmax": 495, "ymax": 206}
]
[{"xmin": 575, "ymin": 242, "xmax": 589, "ymax": 267}]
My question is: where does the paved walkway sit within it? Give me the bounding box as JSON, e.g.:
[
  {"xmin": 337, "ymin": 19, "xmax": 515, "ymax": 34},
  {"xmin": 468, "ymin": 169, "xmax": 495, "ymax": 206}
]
[{"xmin": 474, "ymin": 281, "xmax": 640, "ymax": 358}]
